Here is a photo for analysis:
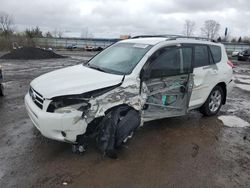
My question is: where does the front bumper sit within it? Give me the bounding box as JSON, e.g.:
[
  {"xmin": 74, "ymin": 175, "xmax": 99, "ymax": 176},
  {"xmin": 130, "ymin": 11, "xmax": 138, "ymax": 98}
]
[{"xmin": 24, "ymin": 93, "xmax": 88, "ymax": 143}]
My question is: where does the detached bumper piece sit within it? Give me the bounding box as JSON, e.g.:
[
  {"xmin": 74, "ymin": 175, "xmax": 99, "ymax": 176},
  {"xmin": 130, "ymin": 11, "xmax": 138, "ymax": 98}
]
[{"xmin": 96, "ymin": 106, "xmax": 140, "ymax": 159}]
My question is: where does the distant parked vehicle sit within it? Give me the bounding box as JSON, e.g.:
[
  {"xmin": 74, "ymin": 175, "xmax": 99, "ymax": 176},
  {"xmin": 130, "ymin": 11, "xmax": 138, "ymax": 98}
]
[
  {"xmin": 93, "ymin": 47, "xmax": 104, "ymax": 51},
  {"xmin": 66, "ymin": 44, "xmax": 77, "ymax": 50},
  {"xmin": 238, "ymin": 48, "xmax": 250, "ymax": 61},
  {"xmin": 0, "ymin": 65, "xmax": 4, "ymax": 96},
  {"xmin": 232, "ymin": 51, "xmax": 240, "ymax": 57},
  {"xmin": 85, "ymin": 46, "xmax": 104, "ymax": 51},
  {"xmin": 85, "ymin": 45, "xmax": 94, "ymax": 51}
]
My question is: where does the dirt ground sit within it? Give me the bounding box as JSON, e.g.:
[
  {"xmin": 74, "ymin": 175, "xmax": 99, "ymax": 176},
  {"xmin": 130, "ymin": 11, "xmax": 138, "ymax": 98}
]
[{"xmin": 0, "ymin": 51, "xmax": 250, "ymax": 188}]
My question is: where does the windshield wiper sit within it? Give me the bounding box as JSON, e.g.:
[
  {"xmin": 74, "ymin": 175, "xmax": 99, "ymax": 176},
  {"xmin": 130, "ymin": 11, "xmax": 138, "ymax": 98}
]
[
  {"xmin": 85, "ymin": 64, "xmax": 125, "ymax": 75},
  {"xmin": 88, "ymin": 65, "xmax": 107, "ymax": 73}
]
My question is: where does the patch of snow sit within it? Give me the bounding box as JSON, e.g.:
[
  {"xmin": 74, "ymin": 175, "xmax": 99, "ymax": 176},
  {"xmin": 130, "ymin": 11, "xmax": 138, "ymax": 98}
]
[
  {"xmin": 235, "ymin": 78, "xmax": 250, "ymax": 84},
  {"xmin": 227, "ymin": 109, "xmax": 237, "ymax": 113},
  {"xmin": 62, "ymin": 182, "xmax": 68, "ymax": 185},
  {"xmin": 236, "ymin": 83, "xmax": 250, "ymax": 92},
  {"xmin": 234, "ymin": 74, "xmax": 250, "ymax": 79},
  {"xmin": 218, "ymin": 115, "xmax": 250, "ymax": 128}
]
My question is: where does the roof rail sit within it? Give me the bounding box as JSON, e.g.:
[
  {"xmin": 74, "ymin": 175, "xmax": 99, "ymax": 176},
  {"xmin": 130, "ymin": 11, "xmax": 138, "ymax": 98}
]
[
  {"xmin": 132, "ymin": 34, "xmax": 214, "ymax": 42},
  {"xmin": 132, "ymin": 34, "xmax": 181, "ymax": 39}
]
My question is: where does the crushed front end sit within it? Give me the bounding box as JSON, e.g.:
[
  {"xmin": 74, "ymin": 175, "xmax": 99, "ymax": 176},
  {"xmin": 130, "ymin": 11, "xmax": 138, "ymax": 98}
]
[{"xmin": 25, "ymin": 87, "xmax": 90, "ymax": 143}]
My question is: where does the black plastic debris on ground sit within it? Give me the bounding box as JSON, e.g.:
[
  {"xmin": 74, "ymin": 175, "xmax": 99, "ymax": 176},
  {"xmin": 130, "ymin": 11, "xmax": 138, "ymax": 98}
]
[{"xmin": 0, "ymin": 47, "xmax": 66, "ymax": 60}]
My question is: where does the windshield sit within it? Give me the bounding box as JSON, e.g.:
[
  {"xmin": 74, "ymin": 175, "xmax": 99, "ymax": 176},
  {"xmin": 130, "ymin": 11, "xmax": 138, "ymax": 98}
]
[{"xmin": 87, "ymin": 43, "xmax": 152, "ymax": 75}]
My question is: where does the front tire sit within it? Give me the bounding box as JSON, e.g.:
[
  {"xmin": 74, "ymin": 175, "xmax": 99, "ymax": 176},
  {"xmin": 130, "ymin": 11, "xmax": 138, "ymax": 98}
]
[{"xmin": 200, "ymin": 86, "xmax": 224, "ymax": 116}]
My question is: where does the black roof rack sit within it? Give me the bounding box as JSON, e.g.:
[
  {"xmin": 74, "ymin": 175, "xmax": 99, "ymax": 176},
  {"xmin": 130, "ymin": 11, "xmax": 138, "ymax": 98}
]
[{"xmin": 132, "ymin": 34, "xmax": 214, "ymax": 42}]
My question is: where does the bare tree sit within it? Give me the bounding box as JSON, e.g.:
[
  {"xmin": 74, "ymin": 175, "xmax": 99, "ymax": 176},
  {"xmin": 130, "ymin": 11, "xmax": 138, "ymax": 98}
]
[
  {"xmin": 53, "ymin": 28, "xmax": 64, "ymax": 38},
  {"xmin": 57, "ymin": 30, "xmax": 63, "ymax": 38},
  {"xmin": 81, "ymin": 27, "xmax": 94, "ymax": 38},
  {"xmin": 45, "ymin": 31, "xmax": 53, "ymax": 38},
  {"xmin": 238, "ymin": 37, "xmax": 242, "ymax": 43},
  {"xmin": 25, "ymin": 26, "xmax": 43, "ymax": 38},
  {"xmin": 242, "ymin": 36, "xmax": 250, "ymax": 44},
  {"xmin": 0, "ymin": 12, "xmax": 14, "ymax": 35},
  {"xmin": 201, "ymin": 20, "xmax": 220, "ymax": 40},
  {"xmin": 183, "ymin": 20, "xmax": 195, "ymax": 37}
]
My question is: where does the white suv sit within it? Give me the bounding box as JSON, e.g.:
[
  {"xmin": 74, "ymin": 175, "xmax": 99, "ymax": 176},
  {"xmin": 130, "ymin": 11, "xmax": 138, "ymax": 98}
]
[{"xmin": 25, "ymin": 35, "xmax": 233, "ymax": 156}]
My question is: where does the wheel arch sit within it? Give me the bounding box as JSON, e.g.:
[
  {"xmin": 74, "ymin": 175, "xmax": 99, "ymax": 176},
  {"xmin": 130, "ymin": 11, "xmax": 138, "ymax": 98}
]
[
  {"xmin": 216, "ymin": 82, "xmax": 227, "ymax": 105},
  {"xmin": 104, "ymin": 103, "xmax": 139, "ymax": 115}
]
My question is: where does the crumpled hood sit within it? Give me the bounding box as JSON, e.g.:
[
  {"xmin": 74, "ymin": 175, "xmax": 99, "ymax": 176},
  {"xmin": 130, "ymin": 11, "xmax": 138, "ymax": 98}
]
[{"xmin": 30, "ymin": 64, "xmax": 123, "ymax": 99}]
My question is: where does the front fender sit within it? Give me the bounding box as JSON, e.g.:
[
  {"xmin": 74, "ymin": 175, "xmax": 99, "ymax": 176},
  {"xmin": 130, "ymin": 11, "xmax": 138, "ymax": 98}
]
[{"xmin": 88, "ymin": 84, "xmax": 145, "ymax": 118}]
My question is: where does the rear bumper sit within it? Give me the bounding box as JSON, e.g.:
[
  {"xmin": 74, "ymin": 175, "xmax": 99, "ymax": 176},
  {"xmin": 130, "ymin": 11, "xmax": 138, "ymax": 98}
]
[{"xmin": 24, "ymin": 93, "xmax": 88, "ymax": 143}]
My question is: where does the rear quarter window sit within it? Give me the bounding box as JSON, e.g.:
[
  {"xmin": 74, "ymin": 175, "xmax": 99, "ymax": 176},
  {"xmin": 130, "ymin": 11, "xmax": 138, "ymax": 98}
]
[
  {"xmin": 209, "ymin": 45, "xmax": 222, "ymax": 63},
  {"xmin": 194, "ymin": 45, "xmax": 209, "ymax": 67}
]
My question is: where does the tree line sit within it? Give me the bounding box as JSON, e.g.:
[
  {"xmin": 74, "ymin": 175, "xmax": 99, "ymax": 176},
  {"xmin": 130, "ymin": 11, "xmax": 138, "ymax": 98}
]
[
  {"xmin": 1, "ymin": 11, "xmax": 250, "ymax": 50},
  {"xmin": 183, "ymin": 19, "xmax": 250, "ymax": 43}
]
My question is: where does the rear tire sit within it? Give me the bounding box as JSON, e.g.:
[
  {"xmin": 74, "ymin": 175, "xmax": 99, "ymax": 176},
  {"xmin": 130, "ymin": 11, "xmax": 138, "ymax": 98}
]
[{"xmin": 200, "ymin": 85, "xmax": 224, "ymax": 116}]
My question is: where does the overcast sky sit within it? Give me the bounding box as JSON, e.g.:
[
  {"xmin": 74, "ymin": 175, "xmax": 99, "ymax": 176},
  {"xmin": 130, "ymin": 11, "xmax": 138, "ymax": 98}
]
[{"xmin": 1, "ymin": 0, "xmax": 250, "ymax": 38}]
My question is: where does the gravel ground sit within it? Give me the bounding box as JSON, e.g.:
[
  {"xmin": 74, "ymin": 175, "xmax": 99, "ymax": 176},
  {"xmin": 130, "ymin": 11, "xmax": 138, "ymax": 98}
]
[{"xmin": 0, "ymin": 52, "xmax": 250, "ymax": 188}]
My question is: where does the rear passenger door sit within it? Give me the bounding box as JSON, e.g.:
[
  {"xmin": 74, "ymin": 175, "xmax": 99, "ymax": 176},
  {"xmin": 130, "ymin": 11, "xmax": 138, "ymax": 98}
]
[
  {"xmin": 141, "ymin": 45, "xmax": 194, "ymax": 121},
  {"xmin": 189, "ymin": 45, "xmax": 221, "ymax": 108}
]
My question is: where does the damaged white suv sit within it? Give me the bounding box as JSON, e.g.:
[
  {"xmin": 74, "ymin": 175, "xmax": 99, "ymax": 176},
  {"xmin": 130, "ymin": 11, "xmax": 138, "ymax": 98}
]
[{"xmin": 25, "ymin": 35, "xmax": 233, "ymax": 156}]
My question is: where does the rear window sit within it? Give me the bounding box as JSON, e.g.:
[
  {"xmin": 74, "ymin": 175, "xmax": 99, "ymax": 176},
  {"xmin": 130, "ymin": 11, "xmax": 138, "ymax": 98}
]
[{"xmin": 209, "ymin": 45, "xmax": 222, "ymax": 63}]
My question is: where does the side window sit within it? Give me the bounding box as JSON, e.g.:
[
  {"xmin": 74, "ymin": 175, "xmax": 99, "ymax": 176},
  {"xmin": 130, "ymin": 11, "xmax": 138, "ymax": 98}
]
[
  {"xmin": 148, "ymin": 47, "xmax": 192, "ymax": 78},
  {"xmin": 149, "ymin": 47, "xmax": 179, "ymax": 78},
  {"xmin": 209, "ymin": 45, "xmax": 222, "ymax": 63},
  {"xmin": 180, "ymin": 48, "xmax": 192, "ymax": 73},
  {"xmin": 194, "ymin": 45, "xmax": 209, "ymax": 67}
]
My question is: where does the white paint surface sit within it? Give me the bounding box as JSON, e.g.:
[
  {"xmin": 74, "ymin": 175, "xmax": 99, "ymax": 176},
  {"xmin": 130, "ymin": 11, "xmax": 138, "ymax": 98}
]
[{"xmin": 218, "ymin": 115, "xmax": 250, "ymax": 128}]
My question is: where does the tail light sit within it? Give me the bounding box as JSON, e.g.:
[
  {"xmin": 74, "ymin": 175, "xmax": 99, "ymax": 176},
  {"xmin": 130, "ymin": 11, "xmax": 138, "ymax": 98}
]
[{"xmin": 227, "ymin": 60, "xmax": 235, "ymax": 68}]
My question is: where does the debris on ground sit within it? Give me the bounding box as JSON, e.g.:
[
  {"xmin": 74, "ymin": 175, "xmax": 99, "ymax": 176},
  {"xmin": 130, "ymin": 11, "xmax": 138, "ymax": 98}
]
[
  {"xmin": 191, "ymin": 143, "xmax": 199, "ymax": 158},
  {"xmin": 0, "ymin": 47, "xmax": 65, "ymax": 60},
  {"xmin": 62, "ymin": 182, "xmax": 68, "ymax": 186}
]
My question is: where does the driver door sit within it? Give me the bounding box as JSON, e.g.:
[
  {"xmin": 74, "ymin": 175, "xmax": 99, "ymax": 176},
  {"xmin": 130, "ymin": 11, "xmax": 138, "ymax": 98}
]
[{"xmin": 141, "ymin": 44, "xmax": 194, "ymax": 121}]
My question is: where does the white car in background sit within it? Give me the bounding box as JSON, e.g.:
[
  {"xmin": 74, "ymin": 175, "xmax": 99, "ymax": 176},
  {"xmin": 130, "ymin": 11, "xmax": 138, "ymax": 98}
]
[
  {"xmin": 232, "ymin": 50, "xmax": 240, "ymax": 57},
  {"xmin": 25, "ymin": 35, "xmax": 234, "ymax": 156}
]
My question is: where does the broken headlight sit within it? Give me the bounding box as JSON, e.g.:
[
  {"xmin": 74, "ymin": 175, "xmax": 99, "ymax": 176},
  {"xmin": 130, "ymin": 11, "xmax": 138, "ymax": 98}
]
[{"xmin": 47, "ymin": 98, "xmax": 91, "ymax": 113}]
